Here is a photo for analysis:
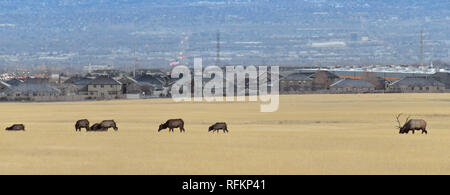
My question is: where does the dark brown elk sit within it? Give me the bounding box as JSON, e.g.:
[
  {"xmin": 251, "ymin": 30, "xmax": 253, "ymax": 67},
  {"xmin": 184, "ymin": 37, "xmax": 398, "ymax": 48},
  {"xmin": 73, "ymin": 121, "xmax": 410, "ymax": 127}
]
[
  {"xmin": 75, "ymin": 119, "xmax": 90, "ymax": 131},
  {"xmin": 100, "ymin": 120, "xmax": 119, "ymax": 131},
  {"xmin": 88, "ymin": 123, "xmax": 108, "ymax": 132},
  {"xmin": 396, "ymin": 114, "xmax": 428, "ymax": 135},
  {"xmin": 158, "ymin": 119, "xmax": 185, "ymax": 133},
  {"xmin": 209, "ymin": 122, "xmax": 229, "ymax": 133},
  {"xmin": 6, "ymin": 124, "xmax": 25, "ymax": 131},
  {"xmin": 87, "ymin": 120, "xmax": 118, "ymax": 132}
]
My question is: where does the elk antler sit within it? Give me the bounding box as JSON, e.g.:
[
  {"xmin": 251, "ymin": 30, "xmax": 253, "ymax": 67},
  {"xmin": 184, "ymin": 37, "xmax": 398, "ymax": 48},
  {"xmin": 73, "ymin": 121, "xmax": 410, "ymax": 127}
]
[
  {"xmin": 395, "ymin": 113, "xmax": 403, "ymax": 129},
  {"xmin": 404, "ymin": 115, "xmax": 411, "ymax": 125}
]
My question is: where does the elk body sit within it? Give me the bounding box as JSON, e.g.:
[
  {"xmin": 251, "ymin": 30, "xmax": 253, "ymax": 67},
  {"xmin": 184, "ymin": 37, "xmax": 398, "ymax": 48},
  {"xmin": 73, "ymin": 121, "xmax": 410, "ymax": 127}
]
[
  {"xmin": 209, "ymin": 122, "xmax": 229, "ymax": 133},
  {"xmin": 75, "ymin": 119, "xmax": 90, "ymax": 131},
  {"xmin": 88, "ymin": 120, "xmax": 118, "ymax": 132},
  {"xmin": 396, "ymin": 114, "xmax": 428, "ymax": 134},
  {"xmin": 159, "ymin": 119, "xmax": 185, "ymax": 133},
  {"xmin": 99, "ymin": 120, "xmax": 119, "ymax": 131},
  {"xmin": 6, "ymin": 124, "xmax": 25, "ymax": 131},
  {"xmin": 88, "ymin": 123, "xmax": 107, "ymax": 132}
]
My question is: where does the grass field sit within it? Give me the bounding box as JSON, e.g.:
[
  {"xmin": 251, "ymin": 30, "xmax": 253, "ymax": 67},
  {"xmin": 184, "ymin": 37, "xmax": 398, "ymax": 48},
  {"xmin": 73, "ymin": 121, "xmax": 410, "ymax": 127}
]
[{"xmin": 0, "ymin": 94, "xmax": 450, "ymax": 175}]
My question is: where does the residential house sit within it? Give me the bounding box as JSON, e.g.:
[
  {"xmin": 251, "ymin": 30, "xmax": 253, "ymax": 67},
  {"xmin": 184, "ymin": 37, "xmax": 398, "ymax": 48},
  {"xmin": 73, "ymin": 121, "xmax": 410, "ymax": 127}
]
[
  {"xmin": 432, "ymin": 72, "xmax": 450, "ymax": 90},
  {"xmin": 61, "ymin": 76, "xmax": 93, "ymax": 96},
  {"xmin": 119, "ymin": 76, "xmax": 145, "ymax": 99},
  {"xmin": 311, "ymin": 70, "xmax": 340, "ymax": 90},
  {"xmin": 87, "ymin": 76, "xmax": 122, "ymax": 99},
  {"xmin": 361, "ymin": 72, "xmax": 387, "ymax": 90},
  {"xmin": 135, "ymin": 74, "xmax": 168, "ymax": 97},
  {"xmin": 280, "ymin": 72, "xmax": 314, "ymax": 94},
  {"xmin": 4, "ymin": 78, "xmax": 61, "ymax": 101},
  {"xmin": 0, "ymin": 80, "xmax": 11, "ymax": 97},
  {"xmin": 388, "ymin": 77, "xmax": 445, "ymax": 93}
]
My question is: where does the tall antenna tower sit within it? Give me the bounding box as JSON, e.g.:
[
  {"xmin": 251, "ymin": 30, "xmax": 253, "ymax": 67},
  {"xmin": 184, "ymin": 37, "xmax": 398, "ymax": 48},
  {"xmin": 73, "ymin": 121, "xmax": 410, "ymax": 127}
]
[
  {"xmin": 420, "ymin": 30, "xmax": 424, "ymax": 66},
  {"xmin": 133, "ymin": 34, "xmax": 137, "ymax": 78},
  {"xmin": 216, "ymin": 30, "xmax": 221, "ymax": 66}
]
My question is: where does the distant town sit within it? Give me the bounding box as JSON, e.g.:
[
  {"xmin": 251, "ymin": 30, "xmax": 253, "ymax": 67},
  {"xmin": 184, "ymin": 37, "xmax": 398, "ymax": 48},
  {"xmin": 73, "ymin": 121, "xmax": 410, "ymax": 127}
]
[{"xmin": 0, "ymin": 62, "xmax": 449, "ymax": 102}]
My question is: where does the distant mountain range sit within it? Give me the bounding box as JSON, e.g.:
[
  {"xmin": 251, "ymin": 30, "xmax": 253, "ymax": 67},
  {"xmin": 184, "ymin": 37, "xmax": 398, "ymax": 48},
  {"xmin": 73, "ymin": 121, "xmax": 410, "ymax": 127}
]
[{"xmin": 0, "ymin": 0, "xmax": 448, "ymax": 68}]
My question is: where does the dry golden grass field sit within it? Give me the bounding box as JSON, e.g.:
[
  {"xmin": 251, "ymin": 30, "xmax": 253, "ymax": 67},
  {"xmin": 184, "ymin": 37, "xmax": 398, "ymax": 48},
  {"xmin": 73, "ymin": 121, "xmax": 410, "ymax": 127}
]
[{"xmin": 0, "ymin": 94, "xmax": 450, "ymax": 175}]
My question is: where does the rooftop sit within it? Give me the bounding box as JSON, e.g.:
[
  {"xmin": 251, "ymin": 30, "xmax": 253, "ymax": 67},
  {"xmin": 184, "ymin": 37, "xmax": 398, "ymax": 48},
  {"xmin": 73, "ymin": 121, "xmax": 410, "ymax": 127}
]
[
  {"xmin": 64, "ymin": 76, "xmax": 93, "ymax": 85},
  {"xmin": 280, "ymin": 73, "xmax": 313, "ymax": 81},
  {"xmin": 135, "ymin": 74, "xmax": 165, "ymax": 86},
  {"xmin": 331, "ymin": 78, "xmax": 376, "ymax": 88},
  {"xmin": 89, "ymin": 76, "xmax": 122, "ymax": 85},
  {"xmin": 390, "ymin": 77, "xmax": 445, "ymax": 87},
  {"xmin": 5, "ymin": 82, "xmax": 61, "ymax": 94}
]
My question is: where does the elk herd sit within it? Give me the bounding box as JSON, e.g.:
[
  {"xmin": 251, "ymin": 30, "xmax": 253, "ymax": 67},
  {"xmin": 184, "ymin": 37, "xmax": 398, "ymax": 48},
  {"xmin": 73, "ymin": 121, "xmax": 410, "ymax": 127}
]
[
  {"xmin": 75, "ymin": 119, "xmax": 119, "ymax": 132},
  {"xmin": 2, "ymin": 114, "xmax": 428, "ymax": 135}
]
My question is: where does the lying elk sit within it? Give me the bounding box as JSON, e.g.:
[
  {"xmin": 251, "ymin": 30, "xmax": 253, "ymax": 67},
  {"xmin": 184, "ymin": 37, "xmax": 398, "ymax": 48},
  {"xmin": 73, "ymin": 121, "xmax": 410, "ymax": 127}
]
[
  {"xmin": 395, "ymin": 114, "xmax": 428, "ymax": 135},
  {"xmin": 88, "ymin": 123, "xmax": 108, "ymax": 132},
  {"xmin": 6, "ymin": 124, "xmax": 25, "ymax": 131},
  {"xmin": 89, "ymin": 120, "xmax": 118, "ymax": 132}
]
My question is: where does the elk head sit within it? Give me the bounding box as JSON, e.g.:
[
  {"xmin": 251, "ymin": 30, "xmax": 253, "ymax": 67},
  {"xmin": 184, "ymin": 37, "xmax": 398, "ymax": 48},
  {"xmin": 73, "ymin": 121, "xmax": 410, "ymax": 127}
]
[
  {"xmin": 158, "ymin": 123, "xmax": 167, "ymax": 132},
  {"xmin": 395, "ymin": 113, "xmax": 411, "ymax": 134}
]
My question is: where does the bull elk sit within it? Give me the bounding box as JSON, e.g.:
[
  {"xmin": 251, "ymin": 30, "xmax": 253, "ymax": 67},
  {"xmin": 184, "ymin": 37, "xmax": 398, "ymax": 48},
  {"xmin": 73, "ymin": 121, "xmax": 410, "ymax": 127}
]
[{"xmin": 395, "ymin": 114, "xmax": 428, "ymax": 135}]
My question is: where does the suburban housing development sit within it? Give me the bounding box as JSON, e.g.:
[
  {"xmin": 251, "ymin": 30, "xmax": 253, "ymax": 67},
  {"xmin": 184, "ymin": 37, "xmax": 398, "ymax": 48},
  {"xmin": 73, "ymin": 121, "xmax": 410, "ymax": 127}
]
[{"xmin": 0, "ymin": 63, "xmax": 449, "ymax": 102}]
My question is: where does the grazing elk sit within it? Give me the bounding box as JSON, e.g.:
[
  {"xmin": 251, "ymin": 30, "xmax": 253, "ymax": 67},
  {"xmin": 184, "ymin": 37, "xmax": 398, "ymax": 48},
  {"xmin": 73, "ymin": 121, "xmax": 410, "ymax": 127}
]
[
  {"xmin": 396, "ymin": 114, "xmax": 428, "ymax": 135},
  {"xmin": 158, "ymin": 119, "xmax": 186, "ymax": 133},
  {"xmin": 209, "ymin": 122, "xmax": 229, "ymax": 133},
  {"xmin": 75, "ymin": 119, "xmax": 90, "ymax": 131},
  {"xmin": 6, "ymin": 124, "xmax": 25, "ymax": 131},
  {"xmin": 100, "ymin": 120, "xmax": 119, "ymax": 131}
]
